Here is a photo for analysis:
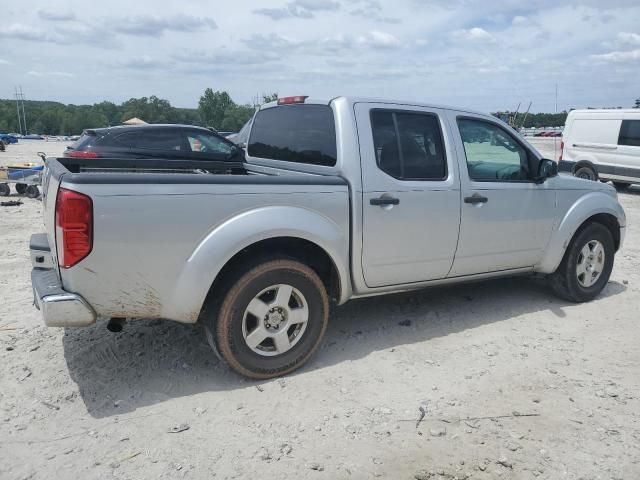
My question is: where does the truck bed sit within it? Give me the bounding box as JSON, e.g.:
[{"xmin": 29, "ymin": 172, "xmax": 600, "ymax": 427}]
[{"xmin": 41, "ymin": 156, "xmax": 350, "ymax": 324}]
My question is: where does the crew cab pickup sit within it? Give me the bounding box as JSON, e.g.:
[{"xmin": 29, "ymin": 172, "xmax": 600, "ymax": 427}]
[{"xmin": 31, "ymin": 96, "xmax": 626, "ymax": 379}]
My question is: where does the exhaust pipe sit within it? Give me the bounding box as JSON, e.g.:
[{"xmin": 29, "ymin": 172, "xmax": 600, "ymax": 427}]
[{"xmin": 107, "ymin": 317, "xmax": 126, "ymax": 333}]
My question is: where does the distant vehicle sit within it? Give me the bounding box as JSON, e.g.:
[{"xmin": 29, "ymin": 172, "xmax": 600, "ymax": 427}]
[
  {"xmin": 533, "ymin": 131, "xmax": 546, "ymax": 137},
  {"xmin": 64, "ymin": 124, "xmax": 242, "ymax": 164},
  {"xmin": 559, "ymin": 109, "xmax": 640, "ymax": 189},
  {"xmin": 23, "ymin": 134, "xmax": 44, "ymax": 140},
  {"xmin": 551, "ymin": 131, "xmax": 563, "ymax": 137},
  {"xmin": 0, "ymin": 133, "xmax": 18, "ymax": 144},
  {"xmin": 31, "ymin": 95, "xmax": 625, "ymax": 379}
]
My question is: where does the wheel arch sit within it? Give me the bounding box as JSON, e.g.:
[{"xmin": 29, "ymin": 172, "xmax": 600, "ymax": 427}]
[
  {"xmin": 163, "ymin": 205, "xmax": 351, "ymax": 323},
  {"xmin": 537, "ymin": 192, "xmax": 625, "ymax": 274}
]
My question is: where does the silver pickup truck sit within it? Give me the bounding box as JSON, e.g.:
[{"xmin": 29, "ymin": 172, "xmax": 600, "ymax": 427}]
[{"xmin": 31, "ymin": 96, "xmax": 626, "ymax": 379}]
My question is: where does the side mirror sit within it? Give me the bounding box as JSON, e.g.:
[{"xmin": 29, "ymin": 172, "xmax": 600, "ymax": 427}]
[{"xmin": 535, "ymin": 158, "xmax": 558, "ymax": 183}]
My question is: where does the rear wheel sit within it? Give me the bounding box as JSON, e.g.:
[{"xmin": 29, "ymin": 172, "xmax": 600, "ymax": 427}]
[
  {"xmin": 204, "ymin": 259, "xmax": 329, "ymax": 379},
  {"xmin": 0, "ymin": 183, "xmax": 10, "ymax": 196},
  {"xmin": 15, "ymin": 183, "xmax": 27, "ymax": 194},
  {"xmin": 574, "ymin": 165, "xmax": 597, "ymax": 181},
  {"xmin": 549, "ymin": 223, "xmax": 614, "ymax": 302},
  {"xmin": 25, "ymin": 185, "xmax": 40, "ymax": 198}
]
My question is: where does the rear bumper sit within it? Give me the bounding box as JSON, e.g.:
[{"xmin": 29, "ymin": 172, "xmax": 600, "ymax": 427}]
[
  {"xmin": 30, "ymin": 233, "xmax": 96, "ymax": 327},
  {"xmin": 32, "ymin": 268, "xmax": 96, "ymax": 327}
]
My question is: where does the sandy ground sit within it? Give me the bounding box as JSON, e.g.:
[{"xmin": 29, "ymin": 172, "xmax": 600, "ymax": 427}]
[{"xmin": 1, "ymin": 139, "xmax": 639, "ymax": 480}]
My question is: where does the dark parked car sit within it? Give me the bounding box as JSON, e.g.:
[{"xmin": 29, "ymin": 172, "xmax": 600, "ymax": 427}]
[{"xmin": 64, "ymin": 124, "xmax": 243, "ymax": 165}]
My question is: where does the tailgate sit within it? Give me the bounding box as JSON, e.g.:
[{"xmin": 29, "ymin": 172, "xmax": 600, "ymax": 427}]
[{"xmin": 41, "ymin": 160, "xmax": 63, "ymax": 273}]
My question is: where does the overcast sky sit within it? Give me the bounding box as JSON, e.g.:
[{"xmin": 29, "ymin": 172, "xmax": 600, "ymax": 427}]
[{"xmin": 1, "ymin": 0, "xmax": 638, "ymax": 112}]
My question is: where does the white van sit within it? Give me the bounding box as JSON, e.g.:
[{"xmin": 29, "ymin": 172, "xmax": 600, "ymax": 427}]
[{"xmin": 559, "ymin": 109, "xmax": 640, "ymax": 189}]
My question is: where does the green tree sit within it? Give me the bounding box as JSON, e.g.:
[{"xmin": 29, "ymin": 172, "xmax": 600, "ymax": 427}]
[
  {"xmin": 198, "ymin": 89, "xmax": 233, "ymax": 129},
  {"xmin": 634, "ymin": 98, "xmax": 640, "ymax": 109},
  {"xmin": 219, "ymin": 104, "xmax": 256, "ymax": 132}
]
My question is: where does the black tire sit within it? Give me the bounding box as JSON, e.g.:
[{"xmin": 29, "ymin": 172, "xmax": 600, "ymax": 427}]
[
  {"xmin": 549, "ymin": 222, "xmax": 615, "ymax": 303},
  {"xmin": 612, "ymin": 182, "xmax": 631, "ymax": 190},
  {"xmin": 15, "ymin": 183, "xmax": 27, "ymax": 194},
  {"xmin": 574, "ymin": 165, "xmax": 597, "ymax": 181},
  {"xmin": 0, "ymin": 183, "xmax": 9, "ymax": 196},
  {"xmin": 204, "ymin": 259, "xmax": 329, "ymax": 379},
  {"xmin": 25, "ymin": 185, "xmax": 40, "ymax": 198}
]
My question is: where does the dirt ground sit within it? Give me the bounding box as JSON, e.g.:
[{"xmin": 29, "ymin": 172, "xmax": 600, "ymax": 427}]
[{"xmin": 1, "ymin": 139, "xmax": 639, "ymax": 480}]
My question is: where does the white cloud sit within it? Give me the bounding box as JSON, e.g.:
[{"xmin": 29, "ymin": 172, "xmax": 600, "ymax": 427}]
[
  {"xmin": 110, "ymin": 15, "xmax": 217, "ymax": 36},
  {"xmin": 591, "ymin": 48, "xmax": 640, "ymax": 63},
  {"xmin": 512, "ymin": 15, "xmax": 527, "ymax": 25},
  {"xmin": 616, "ymin": 32, "xmax": 640, "ymax": 46},
  {"xmin": 452, "ymin": 27, "xmax": 496, "ymax": 43},
  {"xmin": 358, "ymin": 30, "xmax": 401, "ymax": 49},
  {"xmin": 0, "ymin": 58, "xmax": 12, "ymax": 65},
  {"xmin": 38, "ymin": 9, "xmax": 75, "ymax": 21},
  {"xmin": 28, "ymin": 70, "xmax": 74, "ymax": 77},
  {"xmin": 254, "ymin": 0, "xmax": 339, "ymax": 20}
]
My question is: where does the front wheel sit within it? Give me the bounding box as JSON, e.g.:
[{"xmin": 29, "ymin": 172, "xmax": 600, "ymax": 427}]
[
  {"xmin": 205, "ymin": 259, "xmax": 329, "ymax": 379},
  {"xmin": 549, "ymin": 223, "xmax": 615, "ymax": 302}
]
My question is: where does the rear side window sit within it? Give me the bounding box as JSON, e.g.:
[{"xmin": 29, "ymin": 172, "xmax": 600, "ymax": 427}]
[
  {"xmin": 371, "ymin": 110, "xmax": 446, "ymax": 180},
  {"xmin": 618, "ymin": 120, "xmax": 640, "ymax": 147},
  {"xmin": 248, "ymin": 105, "xmax": 337, "ymax": 166},
  {"xmin": 70, "ymin": 131, "xmax": 98, "ymax": 149},
  {"xmin": 132, "ymin": 129, "xmax": 183, "ymax": 151}
]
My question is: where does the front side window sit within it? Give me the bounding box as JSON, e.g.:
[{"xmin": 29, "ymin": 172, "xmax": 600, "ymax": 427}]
[
  {"xmin": 248, "ymin": 104, "xmax": 337, "ymax": 166},
  {"xmin": 185, "ymin": 132, "xmax": 233, "ymax": 155},
  {"xmin": 371, "ymin": 110, "xmax": 446, "ymax": 180},
  {"xmin": 618, "ymin": 120, "xmax": 640, "ymax": 147},
  {"xmin": 458, "ymin": 118, "xmax": 531, "ymax": 182}
]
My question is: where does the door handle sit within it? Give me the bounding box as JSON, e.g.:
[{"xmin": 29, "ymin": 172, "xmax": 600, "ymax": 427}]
[
  {"xmin": 370, "ymin": 196, "xmax": 400, "ymax": 206},
  {"xmin": 464, "ymin": 194, "xmax": 488, "ymax": 204}
]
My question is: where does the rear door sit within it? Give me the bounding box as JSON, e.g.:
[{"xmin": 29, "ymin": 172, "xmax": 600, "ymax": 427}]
[{"xmin": 355, "ymin": 103, "xmax": 461, "ymax": 287}]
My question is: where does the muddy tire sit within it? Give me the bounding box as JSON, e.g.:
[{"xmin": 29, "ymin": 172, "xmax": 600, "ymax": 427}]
[
  {"xmin": 0, "ymin": 183, "xmax": 9, "ymax": 196},
  {"xmin": 549, "ymin": 223, "xmax": 614, "ymax": 303},
  {"xmin": 15, "ymin": 183, "xmax": 27, "ymax": 194},
  {"xmin": 204, "ymin": 259, "xmax": 329, "ymax": 379}
]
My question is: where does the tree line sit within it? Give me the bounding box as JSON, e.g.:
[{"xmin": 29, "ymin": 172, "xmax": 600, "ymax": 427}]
[
  {"xmin": 0, "ymin": 90, "xmax": 277, "ymax": 136},
  {"xmin": 1, "ymin": 92, "xmax": 635, "ymax": 135}
]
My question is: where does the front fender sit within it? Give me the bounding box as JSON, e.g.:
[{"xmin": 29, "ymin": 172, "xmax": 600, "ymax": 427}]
[
  {"xmin": 537, "ymin": 191, "xmax": 626, "ymax": 274},
  {"xmin": 164, "ymin": 205, "xmax": 350, "ymax": 322}
]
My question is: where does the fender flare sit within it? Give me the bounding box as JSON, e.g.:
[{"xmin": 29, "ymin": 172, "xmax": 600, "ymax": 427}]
[
  {"xmin": 537, "ymin": 191, "xmax": 626, "ymax": 274},
  {"xmin": 163, "ymin": 205, "xmax": 351, "ymax": 322}
]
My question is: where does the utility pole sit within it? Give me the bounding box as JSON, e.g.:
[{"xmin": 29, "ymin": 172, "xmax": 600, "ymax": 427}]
[
  {"xmin": 15, "ymin": 87, "xmax": 23, "ymax": 135},
  {"xmin": 19, "ymin": 86, "xmax": 27, "ymax": 134}
]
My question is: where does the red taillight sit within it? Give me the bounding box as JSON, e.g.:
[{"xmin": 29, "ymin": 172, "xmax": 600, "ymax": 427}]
[
  {"xmin": 277, "ymin": 95, "xmax": 308, "ymax": 105},
  {"xmin": 559, "ymin": 140, "xmax": 564, "ymax": 161},
  {"xmin": 56, "ymin": 188, "xmax": 93, "ymax": 268},
  {"xmin": 65, "ymin": 150, "xmax": 98, "ymax": 158}
]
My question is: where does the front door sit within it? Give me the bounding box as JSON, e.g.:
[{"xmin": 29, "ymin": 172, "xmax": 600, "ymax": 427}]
[
  {"xmin": 448, "ymin": 113, "xmax": 556, "ymax": 277},
  {"xmin": 356, "ymin": 103, "xmax": 461, "ymax": 287}
]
